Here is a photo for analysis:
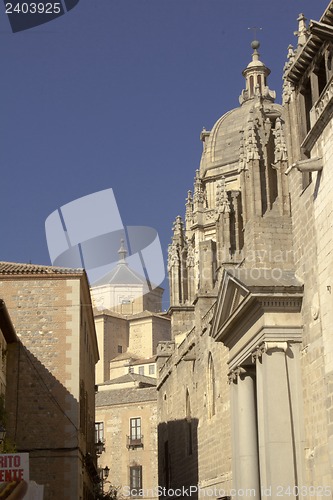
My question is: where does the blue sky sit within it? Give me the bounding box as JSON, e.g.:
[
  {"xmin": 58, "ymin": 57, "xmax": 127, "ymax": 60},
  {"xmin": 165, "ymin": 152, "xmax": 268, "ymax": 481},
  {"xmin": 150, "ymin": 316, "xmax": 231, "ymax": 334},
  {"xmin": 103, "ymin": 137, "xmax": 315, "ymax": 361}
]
[{"xmin": 0, "ymin": 0, "xmax": 329, "ymax": 309}]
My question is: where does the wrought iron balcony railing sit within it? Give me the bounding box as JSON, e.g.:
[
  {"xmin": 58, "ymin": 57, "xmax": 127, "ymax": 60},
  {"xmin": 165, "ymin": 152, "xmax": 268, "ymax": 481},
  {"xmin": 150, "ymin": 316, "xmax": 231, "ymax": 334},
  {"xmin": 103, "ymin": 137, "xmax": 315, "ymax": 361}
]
[{"xmin": 127, "ymin": 435, "xmax": 144, "ymax": 449}]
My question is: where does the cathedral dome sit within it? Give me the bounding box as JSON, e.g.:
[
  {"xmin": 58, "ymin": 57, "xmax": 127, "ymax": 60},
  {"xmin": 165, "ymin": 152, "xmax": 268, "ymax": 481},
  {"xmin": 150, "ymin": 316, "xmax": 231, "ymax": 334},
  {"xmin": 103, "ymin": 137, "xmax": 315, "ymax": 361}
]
[
  {"xmin": 199, "ymin": 42, "xmax": 281, "ymax": 179},
  {"xmin": 199, "ymin": 100, "xmax": 283, "ymax": 178}
]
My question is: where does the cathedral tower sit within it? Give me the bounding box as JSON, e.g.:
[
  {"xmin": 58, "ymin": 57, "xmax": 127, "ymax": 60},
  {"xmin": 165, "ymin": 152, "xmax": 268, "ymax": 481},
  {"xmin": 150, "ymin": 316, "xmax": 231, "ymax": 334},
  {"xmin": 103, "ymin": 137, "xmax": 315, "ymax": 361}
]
[{"xmin": 168, "ymin": 41, "xmax": 294, "ymax": 334}]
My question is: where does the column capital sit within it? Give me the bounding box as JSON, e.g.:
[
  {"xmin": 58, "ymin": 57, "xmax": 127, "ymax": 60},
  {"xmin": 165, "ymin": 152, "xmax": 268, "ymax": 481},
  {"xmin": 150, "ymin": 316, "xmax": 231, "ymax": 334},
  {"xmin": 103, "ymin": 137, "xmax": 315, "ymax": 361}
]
[
  {"xmin": 252, "ymin": 341, "xmax": 289, "ymax": 362},
  {"xmin": 228, "ymin": 369, "xmax": 238, "ymax": 384},
  {"xmin": 228, "ymin": 366, "xmax": 255, "ymax": 383}
]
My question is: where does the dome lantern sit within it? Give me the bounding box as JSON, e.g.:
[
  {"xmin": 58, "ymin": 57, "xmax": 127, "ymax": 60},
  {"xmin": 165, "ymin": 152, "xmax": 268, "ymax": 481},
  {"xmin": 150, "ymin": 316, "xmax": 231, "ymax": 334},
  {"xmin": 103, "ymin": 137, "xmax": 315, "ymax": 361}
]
[{"xmin": 239, "ymin": 41, "xmax": 276, "ymax": 104}]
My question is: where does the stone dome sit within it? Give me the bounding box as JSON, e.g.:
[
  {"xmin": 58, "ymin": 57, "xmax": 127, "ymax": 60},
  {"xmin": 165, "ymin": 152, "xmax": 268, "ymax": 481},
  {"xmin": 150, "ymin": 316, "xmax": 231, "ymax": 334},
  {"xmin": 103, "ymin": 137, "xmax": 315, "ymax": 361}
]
[
  {"xmin": 199, "ymin": 99, "xmax": 283, "ymax": 178},
  {"xmin": 199, "ymin": 43, "xmax": 282, "ymax": 179}
]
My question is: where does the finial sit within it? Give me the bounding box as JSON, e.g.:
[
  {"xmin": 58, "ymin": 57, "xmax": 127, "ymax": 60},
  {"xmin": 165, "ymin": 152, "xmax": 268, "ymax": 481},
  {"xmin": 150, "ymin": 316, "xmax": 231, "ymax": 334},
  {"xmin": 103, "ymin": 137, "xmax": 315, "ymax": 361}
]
[
  {"xmin": 248, "ymin": 27, "xmax": 262, "ymax": 53},
  {"xmin": 294, "ymin": 13, "xmax": 308, "ymax": 47},
  {"xmin": 118, "ymin": 238, "xmax": 127, "ymax": 264}
]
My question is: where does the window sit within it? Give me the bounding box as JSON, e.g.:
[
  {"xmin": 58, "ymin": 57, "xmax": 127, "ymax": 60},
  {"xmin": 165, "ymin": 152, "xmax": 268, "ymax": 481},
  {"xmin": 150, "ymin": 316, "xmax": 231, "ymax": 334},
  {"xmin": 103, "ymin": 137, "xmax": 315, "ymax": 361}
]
[
  {"xmin": 80, "ymin": 380, "xmax": 87, "ymax": 435},
  {"xmin": 95, "ymin": 422, "xmax": 104, "ymax": 443},
  {"xmin": 185, "ymin": 390, "xmax": 193, "ymax": 456},
  {"xmin": 207, "ymin": 353, "xmax": 216, "ymax": 418},
  {"xmin": 130, "ymin": 417, "xmax": 141, "ymax": 440},
  {"xmin": 138, "ymin": 366, "xmax": 144, "ymax": 375},
  {"xmin": 149, "ymin": 364, "xmax": 155, "ymax": 375},
  {"xmin": 128, "ymin": 417, "xmax": 143, "ymax": 448},
  {"xmin": 129, "ymin": 466, "xmax": 142, "ymax": 496},
  {"xmin": 121, "ymin": 298, "xmax": 133, "ymax": 314},
  {"xmin": 117, "ymin": 345, "xmax": 123, "ymax": 354}
]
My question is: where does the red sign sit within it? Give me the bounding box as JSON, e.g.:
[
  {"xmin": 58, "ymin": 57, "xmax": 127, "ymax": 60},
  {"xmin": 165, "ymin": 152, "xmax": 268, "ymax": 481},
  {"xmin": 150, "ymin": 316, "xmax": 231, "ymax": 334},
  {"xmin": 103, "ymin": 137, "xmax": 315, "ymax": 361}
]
[{"xmin": 0, "ymin": 453, "xmax": 29, "ymax": 482}]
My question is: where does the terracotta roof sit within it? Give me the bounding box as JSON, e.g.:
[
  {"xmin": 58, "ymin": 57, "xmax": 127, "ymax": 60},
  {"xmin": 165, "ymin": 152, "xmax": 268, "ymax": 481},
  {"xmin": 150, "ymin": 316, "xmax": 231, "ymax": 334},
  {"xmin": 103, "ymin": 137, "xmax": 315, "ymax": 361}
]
[
  {"xmin": 103, "ymin": 373, "xmax": 156, "ymax": 386},
  {"xmin": 110, "ymin": 351, "xmax": 140, "ymax": 362},
  {"xmin": 96, "ymin": 386, "xmax": 157, "ymax": 406},
  {"xmin": 0, "ymin": 261, "xmax": 84, "ymax": 276},
  {"xmin": 130, "ymin": 356, "xmax": 156, "ymax": 366},
  {"xmin": 93, "ymin": 309, "xmax": 126, "ymax": 319}
]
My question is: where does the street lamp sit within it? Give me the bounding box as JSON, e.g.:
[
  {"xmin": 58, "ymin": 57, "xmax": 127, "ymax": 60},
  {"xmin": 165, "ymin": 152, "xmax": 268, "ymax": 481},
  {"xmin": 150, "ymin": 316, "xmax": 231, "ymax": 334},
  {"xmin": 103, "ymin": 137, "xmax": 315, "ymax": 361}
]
[
  {"xmin": 99, "ymin": 465, "xmax": 110, "ymax": 494},
  {"xmin": 0, "ymin": 425, "xmax": 6, "ymax": 444},
  {"xmin": 95, "ymin": 439, "xmax": 105, "ymax": 456}
]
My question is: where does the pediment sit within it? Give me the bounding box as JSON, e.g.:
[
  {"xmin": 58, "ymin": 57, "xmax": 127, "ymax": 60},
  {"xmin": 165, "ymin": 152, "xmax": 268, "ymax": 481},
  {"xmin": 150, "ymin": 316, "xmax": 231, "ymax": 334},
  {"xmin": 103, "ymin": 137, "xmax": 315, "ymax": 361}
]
[{"xmin": 210, "ymin": 269, "xmax": 249, "ymax": 340}]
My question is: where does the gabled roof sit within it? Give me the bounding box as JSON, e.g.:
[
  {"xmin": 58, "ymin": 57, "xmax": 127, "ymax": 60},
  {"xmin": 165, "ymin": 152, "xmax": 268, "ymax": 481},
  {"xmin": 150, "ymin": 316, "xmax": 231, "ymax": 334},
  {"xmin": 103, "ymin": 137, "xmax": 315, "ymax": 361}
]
[
  {"xmin": 104, "ymin": 373, "xmax": 156, "ymax": 386},
  {"xmin": 0, "ymin": 261, "xmax": 84, "ymax": 276},
  {"xmin": 210, "ymin": 268, "xmax": 303, "ymax": 345},
  {"xmin": 96, "ymin": 386, "xmax": 157, "ymax": 406},
  {"xmin": 110, "ymin": 351, "xmax": 141, "ymax": 362},
  {"xmin": 130, "ymin": 355, "xmax": 156, "ymax": 366}
]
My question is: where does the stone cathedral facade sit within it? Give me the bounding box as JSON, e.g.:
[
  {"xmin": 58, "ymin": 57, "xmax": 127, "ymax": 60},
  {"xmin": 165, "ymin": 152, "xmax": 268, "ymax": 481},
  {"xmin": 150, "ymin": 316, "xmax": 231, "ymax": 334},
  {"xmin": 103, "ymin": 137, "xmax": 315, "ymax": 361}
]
[{"xmin": 157, "ymin": 2, "xmax": 333, "ymax": 499}]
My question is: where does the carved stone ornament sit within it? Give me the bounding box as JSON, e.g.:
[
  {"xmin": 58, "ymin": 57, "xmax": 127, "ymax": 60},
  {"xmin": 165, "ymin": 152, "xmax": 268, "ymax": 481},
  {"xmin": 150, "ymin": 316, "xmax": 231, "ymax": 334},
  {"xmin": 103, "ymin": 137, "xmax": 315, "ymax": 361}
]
[
  {"xmin": 185, "ymin": 190, "xmax": 194, "ymax": 226},
  {"xmin": 252, "ymin": 341, "xmax": 289, "ymax": 362},
  {"xmin": 193, "ymin": 170, "xmax": 205, "ymax": 206},
  {"xmin": 273, "ymin": 117, "xmax": 288, "ymax": 163},
  {"xmin": 238, "ymin": 130, "xmax": 247, "ymax": 172},
  {"xmin": 216, "ymin": 176, "xmax": 230, "ymax": 216},
  {"xmin": 167, "ymin": 243, "xmax": 179, "ymax": 271},
  {"xmin": 227, "ymin": 370, "xmax": 238, "ymax": 384},
  {"xmin": 245, "ymin": 111, "xmax": 260, "ymax": 161},
  {"xmin": 186, "ymin": 242, "xmax": 195, "ymax": 267},
  {"xmin": 282, "ymin": 45, "xmax": 296, "ymax": 104},
  {"xmin": 157, "ymin": 341, "xmax": 176, "ymax": 357}
]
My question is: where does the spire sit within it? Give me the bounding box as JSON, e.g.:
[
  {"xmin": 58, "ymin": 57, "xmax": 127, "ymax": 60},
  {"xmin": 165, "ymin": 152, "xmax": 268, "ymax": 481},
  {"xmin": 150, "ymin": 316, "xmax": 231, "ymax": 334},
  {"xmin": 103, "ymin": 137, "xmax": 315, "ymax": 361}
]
[
  {"xmin": 172, "ymin": 215, "xmax": 185, "ymax": 247},
  {"xmin": 282, "ymin": 45, "xmax": 296, "ymax": 104},
  {"xmin": 185, "ymin": 190, "xmax": 194, "ymax": 230},
  {"xmin": 239, "ymin": 40, "xmax": 275, "ymax": 104},
  {"xmin": 294, "ymin": 14, "xmax": 308, "ymax": 48},
  {"xmin": 193, "ymin": 170, "xmax": 205, "ymax": 209},
  {"xmin": 118, "ymin": 238, "xmax": 128, "ymax": 264}
]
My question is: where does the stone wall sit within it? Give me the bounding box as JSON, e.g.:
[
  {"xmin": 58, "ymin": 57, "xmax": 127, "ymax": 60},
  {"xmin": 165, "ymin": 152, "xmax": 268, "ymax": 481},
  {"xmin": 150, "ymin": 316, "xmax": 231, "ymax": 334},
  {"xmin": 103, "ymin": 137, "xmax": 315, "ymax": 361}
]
[
  {"xmin": 286, "ymin": 115, "xmax": 333, "ymax": 491},
  {"xmin": 95, "ymin": 314, "xmax": 129, "ymax": 384},
  {"xmin": 2, "ymin": 275, "xmax": 97, "ymax": 500},
  {"xmin": 157, "ymin": 309, "xmax": 232, "ymax": 498},
  {"xmin": 96, "ymin": 388, "xmax": 158, "ymax": 499}
]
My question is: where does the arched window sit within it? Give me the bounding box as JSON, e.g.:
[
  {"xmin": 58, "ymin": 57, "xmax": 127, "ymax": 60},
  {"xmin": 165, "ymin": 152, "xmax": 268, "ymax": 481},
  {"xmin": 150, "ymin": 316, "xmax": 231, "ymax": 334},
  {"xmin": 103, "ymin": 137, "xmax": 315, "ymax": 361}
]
[
  {"xmin": 207, "ymin": 353, "xmax": 216, "ymax": 418},
  {"xmin": 257, "ymin": 74, "xmax": 262, "ymax": 92},
  {"xmin": 185, "ymin": 389, "xmax": 193, "ymax": 456},
  {"xmin": 249, "ymin": 75, "xmax": 254, "ymax": 96}
]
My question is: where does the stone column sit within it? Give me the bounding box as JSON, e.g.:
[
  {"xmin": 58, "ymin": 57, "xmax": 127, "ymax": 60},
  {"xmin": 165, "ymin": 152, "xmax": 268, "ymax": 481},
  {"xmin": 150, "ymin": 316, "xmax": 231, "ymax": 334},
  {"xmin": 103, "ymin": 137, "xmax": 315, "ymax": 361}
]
[
  {"xmin": 237, "ymin": 368, "xmax": 260, "ymax": 497},
  {"xmin": 229, "ymin": 368, "xmax": 260, "ymax": 499},
  {"xmin": 228, "ymin": 371, "xmax": 239, "ymax": 496},
  {"xmin": 253, "ymin": 342, "xmax": 297, "ymax": 499}
]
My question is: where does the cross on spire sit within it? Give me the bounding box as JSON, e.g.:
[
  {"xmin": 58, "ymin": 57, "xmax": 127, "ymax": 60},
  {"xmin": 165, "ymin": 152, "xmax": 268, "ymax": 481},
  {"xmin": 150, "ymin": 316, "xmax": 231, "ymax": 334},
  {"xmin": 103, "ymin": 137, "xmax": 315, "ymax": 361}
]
[{"xmin": 248, "ymin": 26, "xmax": 263, "ymax": 41}]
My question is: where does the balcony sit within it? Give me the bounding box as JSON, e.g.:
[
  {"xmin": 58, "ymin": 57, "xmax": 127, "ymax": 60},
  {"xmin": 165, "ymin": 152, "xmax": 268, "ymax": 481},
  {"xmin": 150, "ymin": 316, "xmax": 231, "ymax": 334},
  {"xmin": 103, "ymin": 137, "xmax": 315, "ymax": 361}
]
[
  {"xmin": 127, "ymin": 435, "xmax": 144, "ymax": 450},
  {"xmin": 302, "ymin": 74, "xmax": 333, "ymax": 154},
  {"xmin": 95, "ymin": 439, "xmax": 105, "ymax": 456}
]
